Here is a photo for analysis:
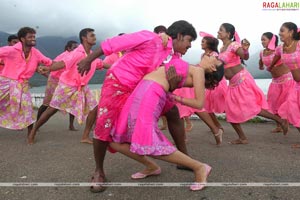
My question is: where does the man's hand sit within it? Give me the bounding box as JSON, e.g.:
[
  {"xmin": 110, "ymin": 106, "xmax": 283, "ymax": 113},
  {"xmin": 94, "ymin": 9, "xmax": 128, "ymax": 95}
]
[
  {"xmin": 167, "ymin": 65, "xmax": 182, "ymax": 92},
  {"xmin": 159, "ymin": 32, "xmax": 169, "ymax": 48},
  {"xmin": 77, "ymin": 58, "xmax": 92, "ymax": 76},
  {"xmin": 37, "ymin": 66, "xmax": 49, "ymax": 75}
]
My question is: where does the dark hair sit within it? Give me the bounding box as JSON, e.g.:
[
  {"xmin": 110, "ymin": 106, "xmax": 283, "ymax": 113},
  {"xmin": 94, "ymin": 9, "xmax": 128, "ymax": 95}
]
[
  {"xmin": 221, "ymin": 23, "xmax": 237, "ymax": 41},
  {"xmin": 79, "ymin": 28, "xmax": 94, "ymax": 43},
  {"xmin": 7, "ymin": 35, "xmax": 18, "ymax": 42},
  {"xmin": 262, "ymin": 32, "xmax": 278, "ymax": 47},
  {"xmin": 17, "ymin": 27, "xmax": 36, "ymax": 40},
  {"xmin": 282, "ymin": 22, "xmax": 300, "ymax": 40},
  {"xmin": 203, "ymin": 36, "xmax": 219, "ymax": 53},
  {"xmin": 118, "ymin": 33, "xmax": 125, "ymax": 36},
  {"xmin": 64, "ymin": 40, "xmax": 78, "ymax": 51},
  {"xmin": 204, "ymin": 62, "xmax": 224, "ymax": 89},
  {"xmin": 166, "ymin": 20, "xmax": 197, "ymax": 41},
  {"xmin": 153, "ymin": 25, "xmax": 167, "ymax": 34}
]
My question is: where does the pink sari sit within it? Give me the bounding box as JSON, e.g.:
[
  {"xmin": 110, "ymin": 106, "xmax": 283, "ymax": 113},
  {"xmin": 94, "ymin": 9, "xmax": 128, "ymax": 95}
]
[{"xmin": 112, "ymin": 80, "xmax": 176, "ymax": 155}]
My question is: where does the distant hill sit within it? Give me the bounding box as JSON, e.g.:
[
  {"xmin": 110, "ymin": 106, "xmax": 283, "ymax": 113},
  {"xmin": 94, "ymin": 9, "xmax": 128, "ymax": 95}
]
[
  {"xmin": 0, "ymin": 31, "xmax": 271, "ymax": 86},
  {"xmin": 244, "ymin": 50, "xmax": 272, "ymax": 79},
  {"xmin": 0, "ymin": 31, "xmax": 107, "ymax": 86}
]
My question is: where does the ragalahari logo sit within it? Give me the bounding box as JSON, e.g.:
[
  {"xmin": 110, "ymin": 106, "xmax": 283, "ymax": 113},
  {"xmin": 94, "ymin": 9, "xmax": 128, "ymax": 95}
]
[{"xmin": 262, "ymin": 1, "xmax": 300, "ymax": 11}]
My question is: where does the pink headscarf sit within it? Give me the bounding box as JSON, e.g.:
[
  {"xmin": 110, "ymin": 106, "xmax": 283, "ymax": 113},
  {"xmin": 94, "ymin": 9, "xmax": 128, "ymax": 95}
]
[
  {"xmin": 268, "ymin": 34, "xmax": 276, "ymax": 50},
  {"xmin": 234, "ymin": 31, "xmax": 240, "ymax": 43},
  {"xmin": 199, "ymin": 31, "xmax": 215, "ymax": 38}
]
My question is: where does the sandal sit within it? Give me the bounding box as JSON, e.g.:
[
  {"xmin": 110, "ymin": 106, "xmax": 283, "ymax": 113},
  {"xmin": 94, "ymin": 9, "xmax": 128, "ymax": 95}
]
[
  {"xmin": 90, "ymin": 174, "xmax": 107, "ymax": 193},
  {"xmin": 190, "ymin": 164, "xmax": 212, "ymax": 191},
  {"xmin": 131, "ymin": 168, "xmax": 161, "ymax": 179}
]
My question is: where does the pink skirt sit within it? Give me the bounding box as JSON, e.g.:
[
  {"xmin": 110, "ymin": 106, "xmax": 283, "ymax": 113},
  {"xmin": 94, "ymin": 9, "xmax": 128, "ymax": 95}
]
[
  {"xmin": 205, "ymin": 77, "xmax": 228, "ymax": 113},
  {"xmin": 49, "ymin": 81, "xmax": 97, "ymax": 125},
  {"xmin": 225, "ymin": 69, "xmax": 269, "ymax": 123},
  {"xmin": 112, "ymin": 80, "xmax": 176, "ymax": 156},
  {"xmin": 43, "ymin": 75, "xmax": 59, "ymax": 106},
  {"xmin": 278, "ymin": 82, "xmax": 300, "ymax": 127},
  {"xmin": 267, "ymin": 72, "xmax": 295, "ymax": 114},
  {"xmin": 93, "ymin": 72, "xmax": 133, "ymax": 142},
  {"xmin": 173, "ymin": 87, "xmax": 205, "ymax": 118},
  {"xmin": 0, "ymin": 76, "xmax": 35, "ymax": 129}
]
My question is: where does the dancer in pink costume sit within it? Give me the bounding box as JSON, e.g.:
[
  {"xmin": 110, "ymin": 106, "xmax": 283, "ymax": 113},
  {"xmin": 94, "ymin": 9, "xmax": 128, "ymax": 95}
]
[
  {"xmin": 270, "ymin": 22, "xmax": 300, "ymax": 148},
  {"xmin": 110, "ymin": 55, "xmax": 224, "ymax": 191},
  {"xmin": 0, "ymin": 27, "xmax": 54, "ymax": 137},
  {"xmin": 77, "ymin": 21, "xmax": 219, "ymax": 192},
  {"xmin": 36, "ymin": 40, "xmax": 79, "ymax": 131},
  {"xmin": 259, "ymin": 32, "xmax": 295, "ymax": 133},
  {"xmin": 28, "ymin": 28, "xmax": 107, "ymax": 145},
  {"xmin": 173, "ymin": 31, "xmax": 225, "ymax": 145},
  {"xmin": 217, "ymin": 23, "xmax": 288, "ymax": 144}
]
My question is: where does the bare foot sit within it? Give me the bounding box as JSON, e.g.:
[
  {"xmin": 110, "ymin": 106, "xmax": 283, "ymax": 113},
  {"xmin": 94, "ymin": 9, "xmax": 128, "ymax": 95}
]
[
  {"xmin": 185, "ymin": 122, "xmax": 193, "ymax": 132},
  {"xmin": 271, "ymin": 127, "xmax": 283, "ymax": 133},
  {"xmin": 90, "ymin": 173, "xmax": 106, "ymax": 193},
  {"xmin": 27, "ymin": 132, "xmax": 35, "ymax": 145},
  {"xmin": 69, "ymin": 126, "xmax": 78, "ymax": 131},
  {"xmin": 280, "ymin": 119, "xmax": 289, "ymax": 135},
  {"xmin": 213, "ymin": 129, "xmax": 223, "ymax": 145},
  {"xmin": 291, "ymin": 144, "xmax": 300, "ymax": 149},
  {"xmin": 80, "ymin": 138, "xmax": 93, "ymax": 144},
  {"xmin": 228, "ymin": 139, "xmax": 248, "ymax": 145}
]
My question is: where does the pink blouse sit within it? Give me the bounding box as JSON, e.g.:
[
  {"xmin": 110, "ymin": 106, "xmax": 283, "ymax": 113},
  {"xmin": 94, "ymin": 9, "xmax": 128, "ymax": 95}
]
[
  {"xmin": 0, "ymin": 42, "xmax": 52, "ymax": 82},
  {"xmin": 164, "ymin": 54, "xmax": 189, "ymax": 88},
  {"xmin": 218, "ymin": 41, "xmax": 241, "ymax": 69},
  {"xmin": 275, "ymin": 41, "xmax": 300, "ymax": 70},
  {"xmin": 260, "ymin": 50, "xmax": 283, "ymax": 71},
  {"xmin": 59, "ymin": 44, "xmax": 103, "ymax": 89},
  {"xmin": 101, "ymin": 30, "xmax": 173, "ymax": 90}
]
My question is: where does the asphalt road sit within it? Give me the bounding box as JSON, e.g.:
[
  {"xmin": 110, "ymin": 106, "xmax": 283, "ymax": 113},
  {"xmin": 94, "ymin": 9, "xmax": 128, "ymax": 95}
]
[{"xmin": 1, "ymin": 113, "xmax": 300, "ymax": 200}]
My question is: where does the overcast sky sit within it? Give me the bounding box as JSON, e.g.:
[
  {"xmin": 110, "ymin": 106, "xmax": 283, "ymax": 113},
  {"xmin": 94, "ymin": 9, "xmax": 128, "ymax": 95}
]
[{"xmin": 1, "ymin": 0, "xmax": 299, "ymax": 64}]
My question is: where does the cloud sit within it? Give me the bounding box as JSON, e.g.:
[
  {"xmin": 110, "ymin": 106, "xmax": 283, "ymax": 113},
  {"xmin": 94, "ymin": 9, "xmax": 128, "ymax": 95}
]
[{"xmin": 0, "ymin": 0, "xmax": 299, "ymax": 65}]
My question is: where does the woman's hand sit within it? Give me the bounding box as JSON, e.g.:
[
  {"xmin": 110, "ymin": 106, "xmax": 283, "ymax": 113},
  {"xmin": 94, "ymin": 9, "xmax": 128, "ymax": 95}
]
[{"xmin": 198, "ymin": 55, "xmax": 218, "ymax": 72}]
